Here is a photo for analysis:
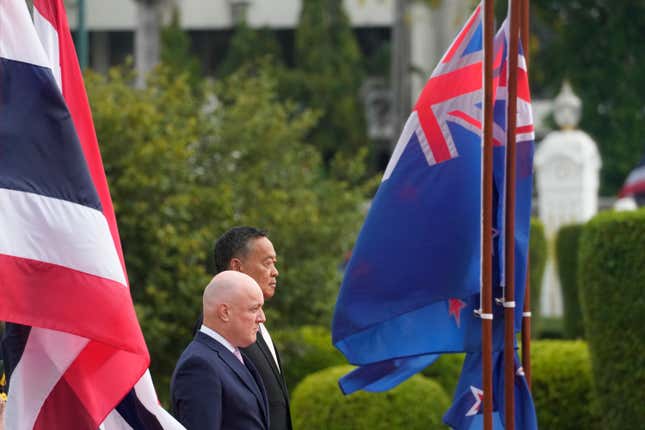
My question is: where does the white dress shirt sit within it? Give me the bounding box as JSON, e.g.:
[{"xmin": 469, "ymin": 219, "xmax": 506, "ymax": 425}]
[
  {"xmin": 200, "ymin": 325, "xmax": 244, "ymax": 363},
  {"xmin": 259, "ymin": 323, "xmax": 280, "ymax": 372}
]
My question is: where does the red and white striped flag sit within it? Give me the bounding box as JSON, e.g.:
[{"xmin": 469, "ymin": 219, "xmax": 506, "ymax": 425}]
[{"xmin": 0, "ymin": 0, "xmax": 184, "ymax": 428}]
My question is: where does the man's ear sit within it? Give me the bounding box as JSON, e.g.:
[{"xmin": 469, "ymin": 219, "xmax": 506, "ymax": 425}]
[
  {"xmin": 229, "ymin": 258, "xmax": 242, "ymax": 272},
  {"xmin": 217, "ymin": 303, "xmax": 231, "ymax": 322}
]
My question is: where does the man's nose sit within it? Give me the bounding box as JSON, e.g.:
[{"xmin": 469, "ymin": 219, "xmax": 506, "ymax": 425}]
[{"xmin": 258, "ymin": 308, "xmax": 266, "ymax": 323}]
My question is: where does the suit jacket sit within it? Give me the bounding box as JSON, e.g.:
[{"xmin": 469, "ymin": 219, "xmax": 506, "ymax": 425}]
[
  {"xmin": 171, "ymin": 332, "xmax": 269, "ymax": 430},
  {"xmin": 242, "ymin": 327, "xmax": 292, "ymax": 430}
]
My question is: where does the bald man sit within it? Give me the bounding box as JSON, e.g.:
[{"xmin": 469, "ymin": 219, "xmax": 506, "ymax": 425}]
[
  {"xmin": 193, "ymin": 227, "xmax": 292, "ymax": 430},
  {"xmin": 171, "ymin": 271, "xmax": 269, "ymax": 430}
]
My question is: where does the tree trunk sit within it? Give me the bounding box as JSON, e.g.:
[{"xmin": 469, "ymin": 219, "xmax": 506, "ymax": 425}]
[{"xmin": 390, "ymin": 0, "xmax": 411, "ymax": 150}]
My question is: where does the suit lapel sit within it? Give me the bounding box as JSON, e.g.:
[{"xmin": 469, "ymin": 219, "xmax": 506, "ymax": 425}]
[
  {"xmin": 256, "ymin": 330, "xmax": 290, "ymax": 397},
  {"xmin": 273, "ymin": 343, "xmax": 290, "ymax": 397},
  {"xmin": 196, "ymin": 333, "xmax": 269, "ymax": 423},
  {"xmin": 241, "ymin": 350, "xmax": 270, "ymax": 425}
]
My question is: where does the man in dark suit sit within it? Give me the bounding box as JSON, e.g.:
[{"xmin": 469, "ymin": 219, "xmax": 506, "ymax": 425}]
[
  {"xmin": 171, "ymin": 271, "xmax": 269, "ymax": 430},
  {"xmin": 197, "ymin": 226, "xmax": 292, "ymax": 430}
]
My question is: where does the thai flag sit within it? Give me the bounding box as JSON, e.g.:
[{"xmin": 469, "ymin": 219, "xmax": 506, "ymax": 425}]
[
  {"xmin": 331, "ymin": 2, "xmax": 485, "ymax": 393},
  {"xmin": 618, "ymin": 155, "xmax": 645, "ymax": 200},
  {"xmin": 0, "ymin": 0, "xmax": 183, "ymax": 428}
]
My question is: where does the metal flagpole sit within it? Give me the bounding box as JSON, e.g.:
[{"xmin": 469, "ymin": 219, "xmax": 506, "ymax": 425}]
[
  {"xmin": 520, "ymin": 0, "xmax": 533, "ymax": 391},
  {"xmin": 504, "ymin": 0, "xmax": 521, "ymax": 428},
  {"xmin": 482, "ymin": 0, "xmax": 496, "ymax": 429},
  {"xmin": 522, "ymin": 260, "xmax": 532, "ymax": 389}
]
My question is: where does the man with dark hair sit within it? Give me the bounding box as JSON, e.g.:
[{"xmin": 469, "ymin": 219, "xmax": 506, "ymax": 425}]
[
  {"xmin": 213, "ymin": 227, "xmax": 270, "ymax": 278},
  {"xmin": 195, "ymin": 226, "xmax": 292, "ymax": 430}
]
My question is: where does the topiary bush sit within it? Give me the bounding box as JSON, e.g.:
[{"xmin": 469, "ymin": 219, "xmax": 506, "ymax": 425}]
[
  {"xmin": 578, "ymin": 209, "xmax": 645, "ymax": 429},
  {"xmin": 555, "ymin": 223, "xmax": 584, "ymax": 338},
  {"xmin": 421, "ymin": 353, "xmax": 465, "ymax": 397},
  {"xmin": 271, "ymin": 325, "xmax": 346, "ymax": 390},
  {"xmin": 531, "ymin": 340, "xmax": 600, "ymax": 430},
  {"xmin": 292, "ymin": 365, "xmax": 450, "ymax": 430},
  {"xmin": 529, "ymin": 219, "xmax": 548, "ymax": 337},
  {"xmin": 536, "ymin": 316, "xmax": 564, "ymax": 339}
]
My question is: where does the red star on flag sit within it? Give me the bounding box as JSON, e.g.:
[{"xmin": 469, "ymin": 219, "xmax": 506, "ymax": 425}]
[{"xmin": 448, "ymin": 298, "xmax": 467, "ymax": 327}]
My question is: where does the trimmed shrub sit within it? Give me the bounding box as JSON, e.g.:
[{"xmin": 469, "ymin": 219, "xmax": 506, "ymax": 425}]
[
  {"xmin": 529, "ymin": 219, "xmax": 547, "ymax": 337},
  {"xmin": 555, "ymin": 223, "xmax": 584, "ymax": 338},
  {"xmin": 421, "ymin": 353, "xmax": 465, "ymax": 397},
  {"xmin": 536, "ymin": 316, "xmax": 564, "ymax": 339},
  {"xmin": 578, "ymin": 209, "xmax": 645, "ymax": 428},
  {"xmin": 292, "ymin": 365, "xmax": 450, "ymax": 430},
  {"xmin": 271, "ymin": 325, "xmax": 345, "ymax": 390},
  {"xmin": 531, "ymin": 340, "xmax": 600, "ymax": 430}
]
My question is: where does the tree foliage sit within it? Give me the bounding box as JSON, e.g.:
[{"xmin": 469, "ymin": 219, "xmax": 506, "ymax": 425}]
[
  {"xmin": 294, "ymin": 0, "xmax": 369, "ymax": 163},
  {"xmin": 160, "ymin": 7, "xmax": 202, "ymax": 90},
  {"xmin": 197, "ymin": 68, "xmax": 375, "ymax": 326},
  {"xmin": 531, "ymin": 0, "xmax": 645, "ymax": 194},
  {"xmin": 86, "ymin": 65, "xmax": 373, "ymax": 403},
  {"xmin": 214, "ymin": 0, "xmax": 373, "ymax": 171},
  {"xmin": 217, "ymin": 21, "xmax": 284, "ymax": 78},
  {"xmin": 86, "ymin": 67, "xmax": 219, "ymax": 403}
]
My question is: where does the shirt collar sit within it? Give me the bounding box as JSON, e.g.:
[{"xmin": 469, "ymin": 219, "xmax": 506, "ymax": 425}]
[{"xmin": 200, "ymin": 324, "xmax": 237, "ymax": 355}]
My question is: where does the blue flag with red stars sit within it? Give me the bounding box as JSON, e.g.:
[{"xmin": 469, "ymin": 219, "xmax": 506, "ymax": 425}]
[
  {"xmin": 443, "ymin": 351, "xmax": 536, "ymax": 429},
  {"xmin": 442, "ymin": 17, "xmax": 537, "ymax": 430},
  {"xmin": 332, "ymin": 12, "xmax": 538, "ymax": 430},
  {"xmin": 331, "ymin": 2, "xmax": 485, "ymax": 393}
]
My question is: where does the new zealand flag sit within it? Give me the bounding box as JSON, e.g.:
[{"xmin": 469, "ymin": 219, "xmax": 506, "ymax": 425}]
[{"xmin": 332, "ymin": 2, "xmax": 485, "ymax": 393}]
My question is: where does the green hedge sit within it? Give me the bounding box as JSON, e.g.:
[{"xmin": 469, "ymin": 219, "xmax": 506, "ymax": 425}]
[
  {"xmin": 292, "ymin": 365, "xmax": 450, "ymax": 430},
  {"xmin": 578, "ymin": 209, "xmax": 645, "ymax": 428},
  {"xmin": 531, "ymin": 340, "xmax": 600, "ymax": 430},
  {"xmin": 271, "ymin": 325, "xmax": 345, "ymax": 390},
  {"xmin": 536, "ymin": 316, "xmax": 564, "ymax": 339},
  {"xmin": 421, "ymin": 353, "xmax": 464, "ymax": 397},
  {"xmin": 555, "ymin": 223, "xmax": 584, "ymax": 338},
  {"xmin": 529, "ymin": 219, "xmax": 548, "ymax": 337}
]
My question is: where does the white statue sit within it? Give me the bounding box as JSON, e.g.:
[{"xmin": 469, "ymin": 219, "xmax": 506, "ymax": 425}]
[{"xmin": 534, "ymin": 82, "xmax": 601, "ymax": 317}]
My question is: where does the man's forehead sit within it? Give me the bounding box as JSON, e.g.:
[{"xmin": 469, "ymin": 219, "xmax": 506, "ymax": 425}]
[
  {"xmin": 245, "ymin": 289, "xmax": 264, "ymax": 304},
  {"xmin": 248, "ymin": 237, "xmax": 276, "ymax": 256}
]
